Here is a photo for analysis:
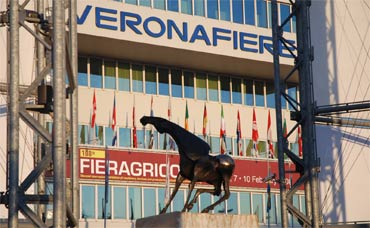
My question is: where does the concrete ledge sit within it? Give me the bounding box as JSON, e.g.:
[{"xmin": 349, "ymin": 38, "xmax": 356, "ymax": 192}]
[{"xmin": 136, "ymin": 212, "xmax": 259, "ymax": 228}]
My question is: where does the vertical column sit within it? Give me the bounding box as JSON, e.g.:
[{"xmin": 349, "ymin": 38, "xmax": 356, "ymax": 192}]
[
  {"xmin": 8, "ymin": 0, "xmax": 20, "ymax": 227},
  {"xmin": 271, "ymin": 0, "xmax": 288, "ymax": 227},
  {"xmin": 53, "ymin": 0, "xmax": 67, "ymax": 227}
]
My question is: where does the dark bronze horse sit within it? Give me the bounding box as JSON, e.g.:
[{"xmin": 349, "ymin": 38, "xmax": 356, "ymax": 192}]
[{"xmin": 140, "ymin": 116, "xmax": 235, "ymax": 213}]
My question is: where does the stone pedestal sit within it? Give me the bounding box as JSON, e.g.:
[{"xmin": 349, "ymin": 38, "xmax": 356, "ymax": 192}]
[{"xmin": 136, "ymin": 212, "xmax": 259, "ymax": 228}]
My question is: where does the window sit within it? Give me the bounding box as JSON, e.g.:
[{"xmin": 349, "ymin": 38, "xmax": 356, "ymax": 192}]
[
  {"xmin": 280, "ymin": 4, "xmax": 291, "ymax": 32},
  {"xmin": 194, "ymin": 0, "xmax": 205, "ymax": 16},
  {"xmin": 232, "ymin": 0, "xmax": 243, "ymax": 24},
  {"xmin": 158, "ymin": 68, "xmax": 169, "ymax": 96},
  {"xmin": 126, "ymin": 0, "xmax": 137, "ymax": 5},
  {"xmin": 221, "ymin": 77, "xmax": 231, "ymax": 103},
  {"xmin": 140, "ymin": 0, "xmax": 151, "ymax": 7},
  {"xmin": 98, "ymin": 185, "xmax": 111, "ymax": 219},
  {"xmin": 252, "ymin": 193, "xmax": 264, "ymax": 223},
  {"xmin": 189, "ymin": 190, "xmax": 199, "ymax": 212},
  {"xmin": 118, "ymin": 62, "xmax": 130, "ymax": 92},
  {"xmin": 207, "ymin": 0, "xmax": 218, "ymax": 19},
  {"xmin": 137, "ymin": 129, "xmax": 145, "ymax": 148},
  {"xmin": 145, "ymin": 66, "xmax": 157, "ymax": 95},
  {"xmin": 287, "ymin": 84, "xmax": 297, "ymax": 110},
  {"xmin": 232, "ymin": 78, "xmax": 242, "ymax": 104},
  {"xmin": 90, "ymin": 58, "xmax": 103, "ymax": 88},
  {"xmin": 208, "ymin": 74, "xmax": 219, "ymax": 102},
  {"xmin": 266, "ymin": 82, "xmax": 275, "ymax": 108},
  {"xmin": 168, "ymin": 0, "xmax": 179, "ymax": 12},
  {"xmin": 200, "ymin": 193, "xmax": 211, "ymax": 212},
  {"xmin": 114, "ymin": 187, "xmax": 127, "ymax": 219},
  {"xmin": 210, "ymin": 136, "xmax": 220, "ymax": 154},
  {"xmin": 184, "ymin": 71, "xmax": 194, "ymax": 99},
  {"xmin": 257, "ymin": 0, "xmax": 267, "ymax": 28},
  {"xmin": 266, "ymin": 192, "xmax": 277, "ymax": 224},
  {"xmin": 171, "ymin": 69, "xmax": 182, "ymax": 98},
  {"xmin": 132, "ymin": 64, "xmax": 143, "ymax": 93},
  {"xmin": 105, "ymin": 126, "xmax": 116, "ymax": 146},
  {"xmin": 78, "ymin": 57, "xmax": 88, "ymax": 86},
  {"xmin": 258, "ymin": 141, "xmax": 266, "ymax": 158},
  {"xmin": 245, "ymin": 139, "xmax": 253, "ymax": 157},
  {"xmin": 158, "ymin": 188, "xmax": 166, "ymax": 212},
  {"xmin": 243, "ymin": 79, "xmax": 254, "ymax": 106},
  {"xmin": 143, "ymin": 188, "xmax": 156, "ymax": 217},
  {"xmin": 172, "ymin": 189, "xmax": 184, "ymax": 212},
  {"xmin": 128, "ymin": 187, "xmax": 142, "ymax": 220},
  {"xmin": 244, "ymin": 0, "xmax": 255, "ymax": 25},
  {"xmin": 146, "ymin": 128, "xmax": 158, "ymax": 149},
  {"xmin": 233, "ymin": 137, "xmax": 243, "ymax": 156},
  {"xmin": 220, "ymin": 0, "xmax": 231, "ymax": 21},
  {"xmin": 240, "ymin": 192, "xmax": 251, "ymax": 214},
  {"xmin": 227, "ymin": 192, "xmax": 238, "ymax": 214},
  {"xmin": 78, "ymin": 125, "xmax": 89, "ymax": 144},
  {"xmin": 196, "ymin": 73, "xmax": 207, "ymax": 100},
  {"xmin": 225, "ymin": 137, "xmax": 232, "ymax": 154},
  {"xmin": 154, "ymin": 0, "xmax": 165, "ymax": 9},
  {"xmin": 255, "ymin": 81, "xmax": 265, "ymax": 107},
  {"xmin": 181, "ymin": 0, "xmax": 192, "ymax": 14},
  {"xmin": 81, "ymin": 185, "xmax": 95, "ymax": 218},
  {"xmin": 104, "ymin": 60, "xmax": 116, "ymax": 89},
  {"xmin": 119, "ymin": 128, "xmax": 131, "ymax": 148}
]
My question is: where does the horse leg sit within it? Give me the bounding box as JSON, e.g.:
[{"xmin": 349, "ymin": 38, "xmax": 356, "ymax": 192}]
[
  {"xmin": 187, "ymin": 188, "xmax": 215, "ymax": 211},
  {"xmin": 160, "ymin": 173, "xmax": 185, "ymax": 214},
  {"xmin": 182, "ymin": 179, "xmax": 196, "ymax": 212},
  {"xmin": 201, "ymin": 176, "xmax": 231, "ymax": 213}
]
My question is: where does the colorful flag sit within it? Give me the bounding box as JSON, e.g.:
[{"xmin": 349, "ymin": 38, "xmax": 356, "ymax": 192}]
[
  {"xmin": 148, "ymin": 97, "xmax": 154, "ymax": 149},
  {"xmin": 220, "ymin": 105, "xmax": 227, "ymax": 154},
  {"xmin": 111, "ymin": 95, "xmax": 117, "ymax": 146},
  {"xmin": 203, "ymin": 103, "xmax": 208, "ymax": 139},
  {"xmin": 132, "ymin": 97, "xmax": 138, "ymax": 148},
  {"xmin": 91, "ymin": 90, "xmax": 96, "ymax": 128},
  {"xmin": 267, "ymin": 110, "xmax": 274, "ymax": 158},
  {"xmin": 298, "ymin": 126, "xmax": 303, "ymax": 157},
  {"xmin": 185, "ymin": 101, "xmax": 189, "ymax": 130},
  {"xmin": 236, "ymin": 110, "xmax": 242, "ymax": 156},
  {"xmin": 252, "ymin": 108, "xmax": 259, "ymax": 157}
]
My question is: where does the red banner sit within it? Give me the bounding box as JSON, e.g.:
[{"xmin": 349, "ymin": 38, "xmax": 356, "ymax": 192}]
[{"xmin": 66, "ymin": 147, "xmax": 300, "ymax": 189}]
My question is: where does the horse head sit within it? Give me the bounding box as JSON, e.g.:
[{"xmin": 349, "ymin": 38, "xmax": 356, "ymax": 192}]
[{"xmin": 140, "ymin": 116, "xmax": 167, "ymax": 133}]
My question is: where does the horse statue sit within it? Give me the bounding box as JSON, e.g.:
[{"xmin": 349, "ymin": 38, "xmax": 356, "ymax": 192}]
[{"xmin": 140, "ymin": 116, "xmax": 235, "ymax": 213}]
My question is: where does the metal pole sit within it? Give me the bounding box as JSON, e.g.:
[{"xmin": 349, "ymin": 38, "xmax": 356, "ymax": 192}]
[
  {"xmin": 69, "ymin": 0, "xmax": 80, "ymax": 224},
  {"xmin": 53, "ymin": 0, "xmax": 67, "ymax": 226},
  {"xmin": 8, "ymin": 0, "xmax": 20, "ymax": 227},
  {"xmin": 271, "ymin": 0, "xmax": 288, "ymax": 227}
]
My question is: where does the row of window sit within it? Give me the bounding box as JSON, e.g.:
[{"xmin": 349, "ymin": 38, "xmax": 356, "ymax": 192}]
[
  {"xmin": 78, "ymin": 184, "xmax": 304, "ymax": 225},
  {"xmin": 113, "ymin": 0, "xmax": 296, "ymax": 32},
  {"xmin": 78, "ymin": 57, "xmax": 298, "ymax": 109},
  {"xmin": 79, "ymin": 125, "xmax": 301, "ymax": 158}
]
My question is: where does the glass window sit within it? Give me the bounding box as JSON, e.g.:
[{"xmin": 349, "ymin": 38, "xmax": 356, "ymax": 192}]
[
  {"xmin": 98, "ymin": 185, "xmax": 111, "ymax": 219},
  {"xmin": 118, "ymin": 62, "xmax": 130, "ymax": 92},
  {"xmin": 146, "ymin": 129, "xmax": 158, "ymax": 149},
  {"xmin": 276, "ymin": 194, "xmax": 281, "ymax": 224},
  {"xmin": 200, "ymin": 193, "xmax": 211, "ymax": 212},
  {"xmin": 210, "ymin": 136, "xmax": 220, "ymax": 154},
  {"xmin": 96, "ymin": 126, "xmax": 104, "ymax": 146},
  {"xmin": 172, "ymin": 189, "xmax": 184, "ymax": 212},
  {"xmin": 194, "ymin": 0, "xmax": 205, "ymax": 16},
  {"xmin": 114, "ymin": 187, "xmax": 127, "ymax": 219},
  {"xmin": 280, "ymin": 4, "xmax": 291, "ymax": 32},
  {"xmin": 171, "ymin": 69, "xmax": 182, "ymax": 98},
  {"xmin": 143, "ymin": 188, "xmax": 156, "ymax": 217},
  {"xmin": 181, "ymin": 0, "xmax": 192, "ymax": 14},
  {"xmin": 196, "ymin": 73, "xmax": 207, "ymax": 100},
  {"xmin": 257, "ymin": 141, "xmax": 266, "ymax": 158},
  {"xmin": 119, "ymin": 128, "xmax": 131, "ymax": 148},
  {"xmin": 189, "ymin": 190, "xmax": 199, "ymax": 212},
  {"xmin": 145, "ymin": 66, "xmax": 157, "ymax": 95},
  {"xmin": 90, "ymin": 58, "xmax": 103, "ymax": 88},
  {"xmin": 300, "ymin": 195, "xmax": 306, "ymax": 214},
  {"xmin": 137, "ymin": 129, "xmax": 145, "ymax": 148},
  {"xmin": 207, "ymin": 0, "xmax": 218, "ymax": 19},
  {"xmin": 292, "ymin": 15, "xmax": 296, "ymax": 33},
  {"xmin": 78, "ymin": 56, "xmax": 88, "ymax": 86},
  {"xmin": 105, "ymin": 126, "xmax": 115, "ymax": 146},
  {"xmin": 158, "ymin": 68, "xmax": 169, "ymax": 96},
  {"xmin": 266, "ymin": 193, "xmax": 277, "ymax": 224},
  {"xmin": 220, "ymin": 0, "xmax": 231, "ymax": 21},
  {"xmin": 245, "ymin": 139, "xmax": 253, "ymax": 157},
  {"xmin": 208, "ymin": 74, "xmax": 219, "ymax": 102},
  {"xmin": 291, "ymin": 195, "xmax": 300, "ymax": 226},
  {"xmin": 240, "ymin": 192, "xmax": 251, "ymax": 214},
  {"xmin": 266, "ymin": 82, "xmax": 275, "ymax": 108},
  {"xmin": 233, "ymin": 137, "xmax": 243, "ymax": 156},
  {"xmin": 132, "ymin": 64, "xmax": 143, "ymax": 93},
  {"xmin": 158, "ymin": 188, "xmax": 166, "ymax": 212},
  {"xmin": 257, "ymin": 0, "xmax": 267, "ymax": 28},
  {"xmin": 81, "ymin": 185, "xmax": 95, "ymax": 219},
  {"xmin": 280, "ymin": 84, "xmax": 287, "ymax": 109},
  {"xmin": 227, "ymin": 192, "xmax": 238, "ymax": 214},
  {"xmin": 104, "ymin": 60, "xmax": 116, "ymax": 89},
  {"xmin": 140, "ymin": 0, "xmax": 151, "ymax": 7},
  {"xmin": 243, "ymin": 79, "xmax": 254, "ymax": 106},
  {"xmin": 168, "ymin": 0, "xmax": 179, "ymax": 12},
  {"xmin": 184, "ymin": 71, "xmax": 194, "ymax": 99},
  {"xmin": 252, "ymin": 193, "xmax": 264, "ymax": 223},
  {"xmin": 244, "ymin": 0, "xmax": 255, "ymax": 25},
  {"xmin": 225, "ymin": 137, "xmax": 232, "ymax": 155},
  {"xmin": 267, "ymin": 1, "xmax": 272, "ymax": 28},
  {"xmin": 232, "ymin": 78, "xmax": 242, "ymax": 104},
  {"xmin": 154, "ymin": 0, "xmax": 165, "ymax": 9},
  {"xmin": 126, "ymin": 0, "xmax": 137, "ymax": 4},
  {"xmin": 220, "ymin": 77, "xmax": 231, "ymax": 103},
  {"xmin": 255, "ymin": 81, "xmax": 265, "ymax": 107},
  {"xmin": 287, "ymin": 84, "xmax": 297, "ymax": 110},
  {"xmin": 78, "ymin": 125, "xmax": 88, "ymax": 144},
  {"xmin": 128, "ymin": 187, "xmax": 142, "ymax": 220},
  {"xmin": 232, "ymin": 0, "xmax": 243, "ymax": 24},
  {"xmin": 214, "ymin": 195, "xmax": 225, "ymax": 213}
]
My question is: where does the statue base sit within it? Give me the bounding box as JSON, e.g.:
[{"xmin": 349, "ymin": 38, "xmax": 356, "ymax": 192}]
[{"xmin": 136, "ymin": 212, "xmax": 259, "ymax": 228}]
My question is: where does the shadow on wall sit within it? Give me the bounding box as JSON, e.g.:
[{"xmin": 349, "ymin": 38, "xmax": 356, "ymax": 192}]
[{"xmin": 311, "ymin": 0, "xmax": 345, "ymax": 223}]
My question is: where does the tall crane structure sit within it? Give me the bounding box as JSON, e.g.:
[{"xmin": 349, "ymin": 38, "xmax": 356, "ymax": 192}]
[{"xmin": 0, "ymin": 0, "xmax": 79, "ymax": 227}]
